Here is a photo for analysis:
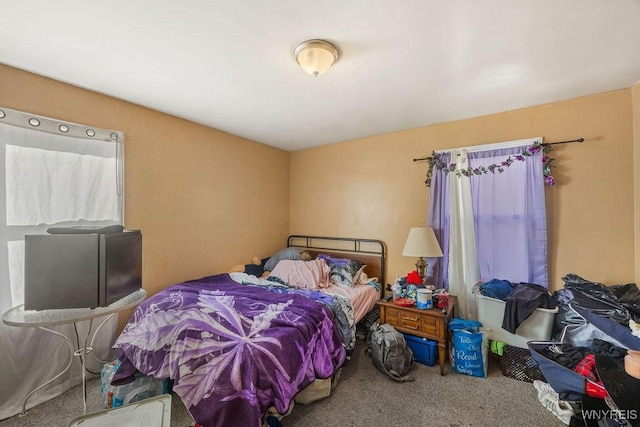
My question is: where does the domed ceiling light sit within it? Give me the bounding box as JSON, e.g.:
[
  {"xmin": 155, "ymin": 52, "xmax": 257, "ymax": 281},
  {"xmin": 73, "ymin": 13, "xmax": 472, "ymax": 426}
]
[{"xmin": 294, "ymin": 39, "xmax": 339, "ymax": 77}]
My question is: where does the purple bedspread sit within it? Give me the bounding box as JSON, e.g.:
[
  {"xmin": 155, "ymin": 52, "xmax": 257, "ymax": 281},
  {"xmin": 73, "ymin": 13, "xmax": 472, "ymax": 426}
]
[{"xmin": 113, "ymin": 273, "xmax": 346, "ymax": 427}]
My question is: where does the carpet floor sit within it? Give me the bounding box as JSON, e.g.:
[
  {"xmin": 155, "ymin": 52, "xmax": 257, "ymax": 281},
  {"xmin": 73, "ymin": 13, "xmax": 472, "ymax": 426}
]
[{"xmin": 0, "ymin": 339, "xmax": 563, "ymax": 427}]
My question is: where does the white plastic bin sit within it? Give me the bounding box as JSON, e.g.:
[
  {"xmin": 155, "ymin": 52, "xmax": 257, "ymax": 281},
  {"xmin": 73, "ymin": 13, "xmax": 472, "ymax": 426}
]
[
  {"xmin": 67, "ymin": 394, "xmax": 171, "ymax": 427},
  {"xmin": 473, "ymin": 285, "xmax": 557, "ymax": 348}
]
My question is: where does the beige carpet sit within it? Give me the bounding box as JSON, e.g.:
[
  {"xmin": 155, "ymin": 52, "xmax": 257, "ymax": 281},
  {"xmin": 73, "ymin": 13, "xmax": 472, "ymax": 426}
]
[
  {"xmin": 0, "ymin": 340, "xmax": 563, "ymax": 427},
  {"xmin": 285, "ymin": 341, "xmax": 564, "ymax": 427}
]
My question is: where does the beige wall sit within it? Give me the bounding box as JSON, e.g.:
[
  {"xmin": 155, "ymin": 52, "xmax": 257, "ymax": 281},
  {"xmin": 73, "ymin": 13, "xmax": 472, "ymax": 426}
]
[
  {"xmin": 2, "ymin": 62, "xmax": 636, "ymax": 302},
  {"xmin": 0, "ymin": 64, "xmax": 291, "ymax": 326},
  {"xmin": 633, "ymin": 82, "xmax": 640, "ymax": 285},
  {"xmin": 291, "ymin": 90, "xmax": 636, "ymax": 291}
]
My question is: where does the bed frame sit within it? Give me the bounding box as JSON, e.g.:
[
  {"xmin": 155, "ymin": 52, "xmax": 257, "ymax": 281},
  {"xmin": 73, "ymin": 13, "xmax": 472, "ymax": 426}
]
[{"xmin": 287, "ymin": 235, "xmax": 386, "ymax": 299}]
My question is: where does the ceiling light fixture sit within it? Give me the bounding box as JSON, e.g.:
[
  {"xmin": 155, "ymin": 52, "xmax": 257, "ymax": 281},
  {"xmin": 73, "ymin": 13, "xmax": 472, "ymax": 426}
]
[{"xmin": 294, "ymin": 39, "xmax": 339, "ymax": 77}]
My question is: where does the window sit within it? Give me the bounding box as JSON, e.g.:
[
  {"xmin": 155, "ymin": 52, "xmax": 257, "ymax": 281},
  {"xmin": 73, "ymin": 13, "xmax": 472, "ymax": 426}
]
[
  {"xmin": 0, "ymin": 107, "xmax": 123, "ymax": 419},
  {"xmin": 428, "ymin": 138, "xmax": 548, "ymax": 319}
]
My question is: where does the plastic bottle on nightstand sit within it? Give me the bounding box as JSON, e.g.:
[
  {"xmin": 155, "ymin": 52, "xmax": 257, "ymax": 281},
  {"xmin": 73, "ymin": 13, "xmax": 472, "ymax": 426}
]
[{"xmin": 391, "ymin": 274, "xmax": 401, "ymax": 301}]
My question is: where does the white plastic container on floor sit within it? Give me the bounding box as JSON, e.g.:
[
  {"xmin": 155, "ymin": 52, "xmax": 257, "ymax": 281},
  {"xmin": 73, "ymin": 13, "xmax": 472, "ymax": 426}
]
[
  {"xmin": 473, "ymin": 285, "xmax": 558, "ymax": 349},
  {"xmin": 66, "ymin": 394, "xmax": 171, "ymax": 427}
]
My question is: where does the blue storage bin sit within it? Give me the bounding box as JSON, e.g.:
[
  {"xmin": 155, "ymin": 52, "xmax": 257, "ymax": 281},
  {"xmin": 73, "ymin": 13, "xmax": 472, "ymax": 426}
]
[{"xmin": 402, "ymin": 333, "xmax": 438, "ymax": 366}]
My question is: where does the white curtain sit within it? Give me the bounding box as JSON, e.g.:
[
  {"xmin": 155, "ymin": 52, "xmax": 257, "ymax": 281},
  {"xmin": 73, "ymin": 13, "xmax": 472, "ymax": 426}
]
[
  {"xmin": 447, "ymin": 150, "xmax": 480, "ymax": 320},
  {"xmin": 0, "ymin": 107, "xmax": 124, "ymax": 420}
]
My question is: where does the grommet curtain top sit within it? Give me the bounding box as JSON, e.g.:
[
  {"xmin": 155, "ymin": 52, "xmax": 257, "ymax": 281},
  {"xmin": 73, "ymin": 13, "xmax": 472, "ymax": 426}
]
[{"xmin": 0, "ymin": 106, "xmax": 123, "ymax": 142}]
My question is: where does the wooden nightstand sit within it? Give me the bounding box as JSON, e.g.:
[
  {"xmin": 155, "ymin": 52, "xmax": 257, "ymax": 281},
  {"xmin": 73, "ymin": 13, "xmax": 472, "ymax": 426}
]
[{"xmin": 377, "ymin": 294, "xmax": 457, "ymax": 376}]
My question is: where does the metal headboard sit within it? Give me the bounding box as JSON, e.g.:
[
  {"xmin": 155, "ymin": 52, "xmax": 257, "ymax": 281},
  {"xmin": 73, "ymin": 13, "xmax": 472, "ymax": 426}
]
[{"xmin": 287, "ymin": 235, "xmax": 386, "ymax": 295}]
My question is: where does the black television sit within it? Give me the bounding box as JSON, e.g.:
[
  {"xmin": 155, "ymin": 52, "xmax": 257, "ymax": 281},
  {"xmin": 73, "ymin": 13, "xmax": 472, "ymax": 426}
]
[{"xmin": 24, "ymin": 229, "xmax": 142, "ymax": 310}]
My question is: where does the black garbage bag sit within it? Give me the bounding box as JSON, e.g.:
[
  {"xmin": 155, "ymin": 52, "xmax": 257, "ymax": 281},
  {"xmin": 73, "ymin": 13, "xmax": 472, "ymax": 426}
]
[
  {"xmin": 552, "ymin": 274, "xmax": 640, "ymax": 349},
  {"xmin": 611, "ymin": 283, "xmax": 640, "ymax": 321},
  {"xmin": 557, "ymin": 274, "xmax": 636, "ymax": 325}
]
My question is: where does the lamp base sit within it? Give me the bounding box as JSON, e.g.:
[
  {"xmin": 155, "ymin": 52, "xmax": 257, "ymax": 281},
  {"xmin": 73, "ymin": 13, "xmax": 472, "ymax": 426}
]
[{"xmin": 415, "ymin": 257, "xmax": 426, "ymax": 282}]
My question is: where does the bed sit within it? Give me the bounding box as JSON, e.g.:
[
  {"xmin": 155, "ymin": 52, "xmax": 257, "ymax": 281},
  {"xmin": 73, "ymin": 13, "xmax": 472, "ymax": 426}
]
[
  {"xmin": 112, "ymin": 235, "xmax": 385, "ymax": 427},
  {"xmin": 284, "ymin": 235, "xmax": 385, "ymax": 322}
]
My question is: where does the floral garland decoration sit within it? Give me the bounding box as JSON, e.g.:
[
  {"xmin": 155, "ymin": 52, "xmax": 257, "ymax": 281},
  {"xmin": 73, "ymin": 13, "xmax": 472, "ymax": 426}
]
[{"xmin": 424, "ymin": 142, "xmax": 555, "ymax": 187}]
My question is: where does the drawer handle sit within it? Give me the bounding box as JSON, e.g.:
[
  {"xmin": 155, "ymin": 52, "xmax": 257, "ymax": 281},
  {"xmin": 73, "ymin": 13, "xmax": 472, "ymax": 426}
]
[
  {"xmin": 401, "ymin": 321, "xmax": 419, "ymax": 330},
  {"xmin": 400, "ymin": 314, "xmax": 419, "ymax": 322}
]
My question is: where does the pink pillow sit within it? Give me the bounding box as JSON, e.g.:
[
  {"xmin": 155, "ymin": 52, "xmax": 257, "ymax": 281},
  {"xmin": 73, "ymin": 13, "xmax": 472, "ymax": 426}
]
[{"xmin": 269, "ymin": 259, "xmax": 330, "ymax": 289}]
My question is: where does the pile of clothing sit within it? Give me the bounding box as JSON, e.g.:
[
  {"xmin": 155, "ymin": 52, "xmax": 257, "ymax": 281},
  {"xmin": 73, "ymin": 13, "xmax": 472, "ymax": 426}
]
[
  {"xmin": 538, "ymin": 339, "xmax": 627, "ymax": 399},
  {"xmin": 527, "ymin": 275, "xmax": 640, "ymax": 426},
  {"xmin": 478, "ymin": 279, "xmax": 558, "ymax": 334}
]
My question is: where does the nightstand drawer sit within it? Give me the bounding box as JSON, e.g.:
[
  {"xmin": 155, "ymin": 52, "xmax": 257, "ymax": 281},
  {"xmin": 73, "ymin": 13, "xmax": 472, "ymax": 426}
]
[
  {"xmin": 387, "ymin": 307, "xmax": 420, "ymax": 322},
  {"xmin": 386, "ymin": 308, "xmax": 438, "ymax": 335},
  {"xmin": 391, "ymin": 317, "xmax": 421, "ymax": 332}
]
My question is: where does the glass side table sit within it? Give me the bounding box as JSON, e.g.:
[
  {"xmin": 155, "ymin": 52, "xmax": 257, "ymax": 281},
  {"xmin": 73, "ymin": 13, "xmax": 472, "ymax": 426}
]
[{"xmin": 2, "ymin": 289, "xmax": 147, "ymax": 416}]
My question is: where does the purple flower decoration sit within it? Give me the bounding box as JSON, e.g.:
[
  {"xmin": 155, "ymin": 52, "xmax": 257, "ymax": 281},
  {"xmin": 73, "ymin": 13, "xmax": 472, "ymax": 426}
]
[{"xmin": 425, "ymin": 141, "xmax": 557, "ymax": 187}]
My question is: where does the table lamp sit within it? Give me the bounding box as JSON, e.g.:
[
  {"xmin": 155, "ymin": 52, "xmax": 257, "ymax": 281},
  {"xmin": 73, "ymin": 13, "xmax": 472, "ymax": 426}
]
[{"xmin": 402, "ymin": 227, "xmax": 443, "ymax": 282}]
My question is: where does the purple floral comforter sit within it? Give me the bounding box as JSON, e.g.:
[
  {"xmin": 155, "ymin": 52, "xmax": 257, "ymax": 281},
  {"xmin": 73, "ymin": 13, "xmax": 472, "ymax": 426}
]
[{"xmin": 113, "ymin": 273, "xmax": 346, "ymax": 427}]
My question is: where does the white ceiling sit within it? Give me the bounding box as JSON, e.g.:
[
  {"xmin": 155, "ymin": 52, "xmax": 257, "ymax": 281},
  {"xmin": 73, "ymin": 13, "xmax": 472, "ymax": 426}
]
[{"xmin": 1, "ymin": 1, "xmax": 639, "ymax": 151}]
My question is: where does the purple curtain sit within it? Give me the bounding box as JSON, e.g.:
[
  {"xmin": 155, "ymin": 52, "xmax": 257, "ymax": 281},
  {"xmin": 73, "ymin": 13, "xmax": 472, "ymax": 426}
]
[
  {"xmin": 426, "ymin": 146, "xmax": 548, "ymax": 290},
  {"xmin": 427, "ymin": 152, "xmax": 450, "ymax": 290},
  {"xmin": 468, "ymin": 147, "xmax": 548, "ymax": 287}
]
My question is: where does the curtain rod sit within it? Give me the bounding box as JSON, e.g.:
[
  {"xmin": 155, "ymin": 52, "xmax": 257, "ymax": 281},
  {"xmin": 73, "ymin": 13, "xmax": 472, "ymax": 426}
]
[{"xmin": 412, "ymin": 137, "xmax": 584, "ymax": 162}]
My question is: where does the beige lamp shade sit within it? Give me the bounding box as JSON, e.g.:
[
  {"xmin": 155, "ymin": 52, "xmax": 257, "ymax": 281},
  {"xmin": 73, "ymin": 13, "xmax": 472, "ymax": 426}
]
[
  {"xmin": 402, "ymin": 227, "xmax": 443, "ymax": 279},
  {"xmin": 402, "ymin": 227, "xmax": 443, "ymax": 258},
  {"xmin": 294, "ymin": 39, "xmax": 339, "ymax": 77}
]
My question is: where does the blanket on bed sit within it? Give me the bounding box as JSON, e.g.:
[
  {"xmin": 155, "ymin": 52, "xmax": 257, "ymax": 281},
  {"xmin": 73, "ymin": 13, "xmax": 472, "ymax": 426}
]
[
  {"xmin": 229, "ymin": 272, "xmax": 356, "ymax": 351},
  {"xmin": 113, "ymin": 273, "xmax": 346, "ymax": 427}
]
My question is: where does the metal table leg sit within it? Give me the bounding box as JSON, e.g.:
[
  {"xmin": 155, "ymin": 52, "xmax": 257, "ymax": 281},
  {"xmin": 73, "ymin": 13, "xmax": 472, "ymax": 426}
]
[
  {"xmin": 74, "ymin": 319, "xmax": 93, "ymax": 415},
  {"xmin": 19, "ymin": 326, "xmax": 74, "ymax": 416},
  {"xmin": 22, "ymin": 317, "xmax": 107, "ymax": 416}
]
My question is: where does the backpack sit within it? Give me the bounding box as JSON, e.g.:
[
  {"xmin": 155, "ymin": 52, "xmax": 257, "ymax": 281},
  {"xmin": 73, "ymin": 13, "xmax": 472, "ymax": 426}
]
[{"xmin": 368, "ymin": 322, "xmax": 414, "ymax": 382}]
